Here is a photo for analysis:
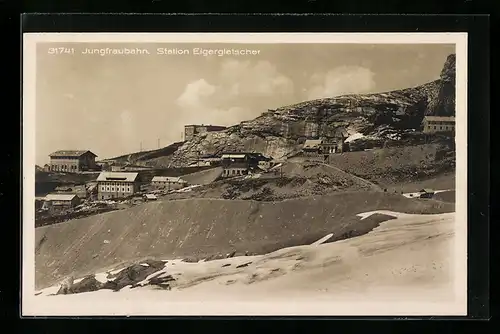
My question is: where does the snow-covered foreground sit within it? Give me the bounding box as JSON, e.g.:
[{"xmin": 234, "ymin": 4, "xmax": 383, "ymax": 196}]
[{"xmin": 25, "ymin": 210, "xmax": 464, "ymax": 316}]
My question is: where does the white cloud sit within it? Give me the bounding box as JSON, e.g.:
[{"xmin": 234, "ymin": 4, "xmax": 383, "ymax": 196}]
[
  {"xmin": 306, "ymin": 66, "xmax": 376, "ymax": 100},
  {"xmin": 176, "ymin": 79, "xmax": 216, "ymax": 109},
  {"xmin": 175, "ymin": 59, "xmax": 294, "ymax": 128}
]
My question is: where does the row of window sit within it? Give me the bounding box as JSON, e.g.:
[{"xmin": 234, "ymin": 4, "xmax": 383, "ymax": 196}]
[
  {"xmin": 100, "ymin": 185, "xmax": 132, "ymax": 192},
  {"xmin": 223, "ymin": 169, "xmax": 248, "ymax": 175},
  {"xmin": 51, "ymin": 164, "xmax": 78, "ymax": 171},
  {"xmin": 99, "ymin": 181, "xmax": 132, "ymax": 186},
  {"xmin": 426, "ymin": 125, "xmax": 454, "ymax": 131}
]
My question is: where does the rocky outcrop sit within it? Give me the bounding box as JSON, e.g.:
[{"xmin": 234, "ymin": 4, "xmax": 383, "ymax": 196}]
[
  {"xmin": 55, "ymin": 259, "xmax": 176, "ymax": 295},
  {"xmin": 426, "ymin": 54, "xmax": 456, "ymax": 116},
  {"xmin": 169, "ymin": 130, "xmax": 295, "ymax": 167}
]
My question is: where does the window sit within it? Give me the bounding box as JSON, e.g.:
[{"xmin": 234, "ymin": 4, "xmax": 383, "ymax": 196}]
[{"xmin": 433, "ymin": 126, "xmax": 436, "ymax": 130}]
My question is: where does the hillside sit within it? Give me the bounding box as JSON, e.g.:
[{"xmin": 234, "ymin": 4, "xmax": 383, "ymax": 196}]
[
  {"xmin": 105, "ymin": 54, "xmax": 455, "ymax": 169},
  {"xmin": 107, "ymin": 141, "xmax": 184, "ymax": 166},
  {"xmin": 324, "ymin": 142, "xmax": 455, "ymax": 189},
  {"xmin": 35, "ymin": 192, "xmax": 454, "ymax": 289},
  {"xmin": 164, "ymin": 161, "xmax": 382, "ymax": 201}
]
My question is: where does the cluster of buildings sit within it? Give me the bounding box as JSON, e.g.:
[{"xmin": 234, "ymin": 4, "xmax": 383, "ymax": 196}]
[
  {"xmin": 188, "ymin": 151, "xmax": 274, "ymax": 177},
  {"xmin": 40, "ymin": 170, "xmax": 191, "ymax": 212},
  {"xmin": 40, "ymin": 148, "xmax": 276, "ymax": 212}
]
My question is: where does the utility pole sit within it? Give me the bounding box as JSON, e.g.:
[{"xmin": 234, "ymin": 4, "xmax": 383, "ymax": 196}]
[
  {"xmin": 140, "ymin": 142, "xmax": 142, "ymax": 152},
  {"xmin": 157, "ymin": 138, "xmax": 160, "ymax": 149}
]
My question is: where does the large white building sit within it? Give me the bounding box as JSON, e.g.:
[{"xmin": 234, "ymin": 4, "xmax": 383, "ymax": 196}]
[{"xmin": 96, "ymin": 172, "xmax": 140, "ymax": 200}]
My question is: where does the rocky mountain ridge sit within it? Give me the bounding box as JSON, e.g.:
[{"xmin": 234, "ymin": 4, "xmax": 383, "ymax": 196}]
[
  {"xmin": 103, "ymin": 54, "xmax": 455, "ymax": 168},
  {"xmin": 167, "ymin": 54, "xmax": 455, "ymax": 167}
]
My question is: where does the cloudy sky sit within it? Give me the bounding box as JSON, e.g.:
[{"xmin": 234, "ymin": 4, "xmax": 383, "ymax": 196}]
[{"xmin": 34, "ymin": 42, "xmax": 454, "ymax": 165}]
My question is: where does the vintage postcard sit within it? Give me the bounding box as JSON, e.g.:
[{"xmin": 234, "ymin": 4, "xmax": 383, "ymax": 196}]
[{"xmin": 22, "ymin": 33, "xmax": 467, "ymax": 316}]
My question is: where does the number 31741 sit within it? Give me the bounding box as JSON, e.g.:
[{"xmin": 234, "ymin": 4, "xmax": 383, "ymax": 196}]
[{"xmin": 48, "ymin": 47, "xmax": 75, "ymax": 55}]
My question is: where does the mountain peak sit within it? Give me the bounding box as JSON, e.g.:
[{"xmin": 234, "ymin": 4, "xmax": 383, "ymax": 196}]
[{"xmin": 426, "ymin": 53, "xmax": 456, "ymax": 116}]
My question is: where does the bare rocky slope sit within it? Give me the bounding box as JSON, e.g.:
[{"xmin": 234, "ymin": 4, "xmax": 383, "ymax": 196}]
[
  {"xmin": 35, "ymin": 192, "xmax": 454, "ymax": 289},
  {"xmin": 108, "ymin": 141, "xmax": 184, "ymax": 167}
]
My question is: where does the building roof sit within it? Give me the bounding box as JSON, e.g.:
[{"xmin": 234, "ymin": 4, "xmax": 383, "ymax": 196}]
[
  {"xmin": 55, "ymin": 185, "xmax": 86, "ymax": 191},
  {"xmin": 221, "ymin": 154, "xmax": 247, "ymax": 159},
  {"xmin": 420, "ymin": 188, "xmax": 435, "ymax": 193},
  {"xmin": 144, "ymin": 194, "xmax": 158, "ymax": 199},
  {"xmin": 97, "ymin": 172, "xmax": 139, "ymax": 182},
  {"xmin": 185, "ymin": 124, "xmax": 227, "ymax": 128},
  {"xmin": 423, "ymin": 116, "xmax": 456, "ymax": 122},
  {"xmin": 303, "ymin": 139, "xmax": 323, "ymax": 149},
  {"xmin": 151, "ymin": 176, "xmax": 186, "ymax": 183},
  {"xmin": 45, "ymin": 193, "xmax": 79, "ymax": 201},
  {"xmin": 49, "ymin": 150, "xmax": 97, "ymax": 158}
]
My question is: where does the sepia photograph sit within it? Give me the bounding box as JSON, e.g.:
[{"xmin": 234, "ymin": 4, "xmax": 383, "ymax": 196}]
[{"xmin": 22, "ymin": 33, "xmax": 467, "ymax": 316}]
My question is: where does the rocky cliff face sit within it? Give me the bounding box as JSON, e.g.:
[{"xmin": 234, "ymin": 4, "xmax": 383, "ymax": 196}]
[
  {"xmin": 426, "ymin": 54, "xmax": 456, "ymax": 116},
  {"xmin": 165, "ymin": 54, "xmax": 455, "ymax": 167}
]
